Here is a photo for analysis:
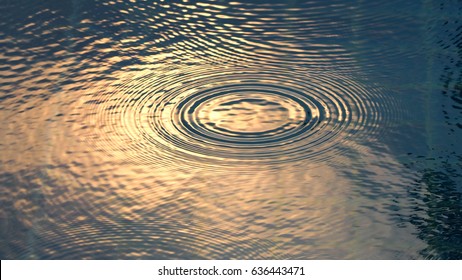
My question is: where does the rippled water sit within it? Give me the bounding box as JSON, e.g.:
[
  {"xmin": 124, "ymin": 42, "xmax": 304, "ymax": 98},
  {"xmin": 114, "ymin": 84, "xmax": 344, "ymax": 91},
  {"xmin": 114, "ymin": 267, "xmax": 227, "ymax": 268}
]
[{"xmin": 1, "ymin": 0, "xmax": 461, "ymax": 259}]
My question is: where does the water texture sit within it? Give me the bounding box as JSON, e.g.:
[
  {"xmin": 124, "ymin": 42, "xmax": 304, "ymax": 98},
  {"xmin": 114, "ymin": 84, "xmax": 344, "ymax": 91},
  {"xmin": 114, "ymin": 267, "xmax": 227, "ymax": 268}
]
[{"xmin": 0, "ymin": 0, "xmax": 461, "ymax": 259}]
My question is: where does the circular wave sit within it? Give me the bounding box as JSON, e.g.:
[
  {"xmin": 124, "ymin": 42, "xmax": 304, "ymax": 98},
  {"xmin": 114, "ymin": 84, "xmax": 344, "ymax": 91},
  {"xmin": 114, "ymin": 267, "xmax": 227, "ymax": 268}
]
[
  {"xmin": 8, "ymin": 221, "xmax": 284, "ymax": 259},
  {"xmin": 81, "ymin": 66, "xmax": 384, "ymax": 168}
]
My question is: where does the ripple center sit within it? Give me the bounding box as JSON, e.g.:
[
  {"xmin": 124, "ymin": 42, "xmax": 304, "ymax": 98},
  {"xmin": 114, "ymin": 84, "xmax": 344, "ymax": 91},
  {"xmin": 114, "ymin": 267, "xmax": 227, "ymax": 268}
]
[{"xmin": 195, "ymin": 92, "xmax": 308, "ymax": 137}]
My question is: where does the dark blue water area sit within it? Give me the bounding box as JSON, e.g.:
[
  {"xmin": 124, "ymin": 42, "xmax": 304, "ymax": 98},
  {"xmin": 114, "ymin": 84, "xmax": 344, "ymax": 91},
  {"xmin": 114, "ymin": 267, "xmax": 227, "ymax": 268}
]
[{"xmin": 0, "ymin": 0, "xmax": 461, "ymax": 259}]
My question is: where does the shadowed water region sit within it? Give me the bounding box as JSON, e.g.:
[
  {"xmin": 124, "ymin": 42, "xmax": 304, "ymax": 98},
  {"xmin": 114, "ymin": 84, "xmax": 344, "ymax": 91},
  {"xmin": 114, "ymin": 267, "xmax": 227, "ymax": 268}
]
[{"xmin": 1, "ymin": 0, "xmax": 461, "ymax": 259}]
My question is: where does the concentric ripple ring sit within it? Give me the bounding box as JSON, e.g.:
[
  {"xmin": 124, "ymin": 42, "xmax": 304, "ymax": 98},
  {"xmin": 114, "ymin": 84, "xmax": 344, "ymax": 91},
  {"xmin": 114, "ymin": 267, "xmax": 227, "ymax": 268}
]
[{"xmin": 87, "ymin": 67, "xmax": 384, "ymax": 167}]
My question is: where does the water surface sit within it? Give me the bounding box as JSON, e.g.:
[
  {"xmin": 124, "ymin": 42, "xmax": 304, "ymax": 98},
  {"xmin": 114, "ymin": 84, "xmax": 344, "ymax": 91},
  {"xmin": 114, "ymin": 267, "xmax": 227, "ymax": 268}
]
[{"xmin": 1, "ymin": 0, "xmax": 461, "ymax": 259}]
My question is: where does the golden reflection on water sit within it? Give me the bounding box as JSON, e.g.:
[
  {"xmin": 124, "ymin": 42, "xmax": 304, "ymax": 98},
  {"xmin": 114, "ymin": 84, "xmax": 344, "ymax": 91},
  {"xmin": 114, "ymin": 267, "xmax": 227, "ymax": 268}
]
[
  {"xmin": 1, "ymin": 82, "xmax": 423, "ymax": 258},
  {"xmin": 0, "ymin": 0, "xmax": 430, "ymax": 259},
  {"xmin": 0, "ymin": 60, "xmax": 421, "ymax": 259}
]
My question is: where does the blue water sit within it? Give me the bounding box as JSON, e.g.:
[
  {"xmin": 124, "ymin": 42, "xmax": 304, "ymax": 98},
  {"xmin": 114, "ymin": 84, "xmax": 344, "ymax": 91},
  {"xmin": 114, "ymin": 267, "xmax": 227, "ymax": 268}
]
[{"xmin": 0, "ymin": 0, "xmax": 461, "ymax": 259}]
